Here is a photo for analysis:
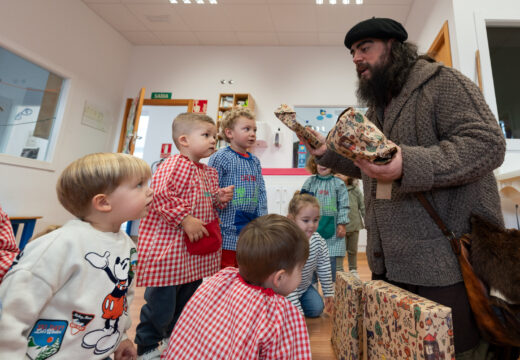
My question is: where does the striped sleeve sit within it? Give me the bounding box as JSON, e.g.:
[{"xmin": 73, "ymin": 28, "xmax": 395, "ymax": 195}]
[{"xmin": 314, "ymin": 233, "xmax": 334, "ymax": 297}]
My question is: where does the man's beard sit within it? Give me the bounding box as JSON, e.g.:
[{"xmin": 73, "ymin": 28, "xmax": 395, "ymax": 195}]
[{"xmin": 356, "ymin": 43, "xmax": 417, "ymax": 110}]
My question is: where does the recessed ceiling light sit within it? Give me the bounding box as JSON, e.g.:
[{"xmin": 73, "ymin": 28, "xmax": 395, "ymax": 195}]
[
  {"xmin": 343, "ymin": 0, "xmax": 350, "ymax": 3},
  {"xmin": 209, "ymin": 0, "xmax": 217, "ymax": 3},
  {"xmin": 182, "ymin": 0, "xmax": 191, "ymax": 3},
  {"xmin": 356, "ymin": 0, "xmax": 363, "ymax": 4},
  {"xmin": 168, "ymin": 0, "xmax": 177, "ymax": 3},
  {"xmin": 195, "ymin": 0, "xmax": 203, "ymax": 3},
  {"xmin": 316, "ymin": 0, "xmax": 324, "ymax": 4},
  {"xmin": 329, "ymin": 0, "xmax": 336, "ymax": 4}
]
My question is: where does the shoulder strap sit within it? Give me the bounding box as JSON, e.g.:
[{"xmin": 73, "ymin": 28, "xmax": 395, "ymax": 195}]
[{"xmin": 415, "ymin": 193, "xmax": 461, "ymax": 255}]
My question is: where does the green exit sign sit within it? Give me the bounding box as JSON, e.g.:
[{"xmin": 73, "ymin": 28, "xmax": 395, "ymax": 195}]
[{"xmin": 151, "ymin": 92, "xmax": 172, "ymax": 99}]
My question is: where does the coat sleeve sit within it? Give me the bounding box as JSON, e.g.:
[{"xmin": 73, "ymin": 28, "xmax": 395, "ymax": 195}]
[
  {"xmin": 317, "ymin": 150, "xmax": 362, "ymax": 179},
  {"xmin": 399, "ymin": 68, "xmax": 505, "ymax": 193}
]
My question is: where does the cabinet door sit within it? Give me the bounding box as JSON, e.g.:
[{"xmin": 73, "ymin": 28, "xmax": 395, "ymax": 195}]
[{"xmin": 264, "ymin": 175, "xmax": 309, "ymax": 215}]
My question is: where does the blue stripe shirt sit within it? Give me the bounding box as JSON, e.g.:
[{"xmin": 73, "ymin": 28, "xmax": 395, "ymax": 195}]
[{"xmin": 208, "ymin": 147, "xmax": 267, "ymax": 250}]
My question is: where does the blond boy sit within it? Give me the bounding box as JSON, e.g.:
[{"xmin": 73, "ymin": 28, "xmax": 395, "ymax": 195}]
[
  {"xmin": 135, "ymin": 113, "xmax": 233, "ymax": 359},
  {"xmin": 208, "ymin": 107, "xmax": 267, "ymax": 268},
  {"xmin": 0, "ymin": 153, "xmax": 153, "ymax": 360}
]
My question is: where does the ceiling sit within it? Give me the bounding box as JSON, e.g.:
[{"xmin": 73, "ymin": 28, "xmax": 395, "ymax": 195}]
[{"xmin": 81, "ymin": 0, "xmax": 414, "ymax": 46}]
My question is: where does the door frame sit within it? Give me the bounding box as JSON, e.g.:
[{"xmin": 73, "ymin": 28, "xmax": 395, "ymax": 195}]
[{"xmin": 117, "ymin": 98, "xmax": 194, "ymax": 153}]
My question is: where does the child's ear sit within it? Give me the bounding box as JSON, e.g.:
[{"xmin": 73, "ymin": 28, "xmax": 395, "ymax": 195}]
[
  {"xmin": 272, "ymin": 269, "xmax": 286, "ymax": 289},
  {"xmin": 287, "ymin": 214, "xmax": 294, "ymax": 221},
  {"xmin": 91, "ymin": 194, "xmax": 112, "ymax": 213},
  {"xmin": 178, "ymin": 134, "xmax": 189, "ymax": 148},
  {"xmin": 224, "ymin": 128, "xmax": 233, "ymax": 141}
]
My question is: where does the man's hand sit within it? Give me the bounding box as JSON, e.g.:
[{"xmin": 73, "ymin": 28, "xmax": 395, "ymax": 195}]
[
  {"xmin": 181, "ymin": 215, "xmax": 209, "ymax": 242},
  {"xmin": 336, "ymin": 224, "xmax": 346, "ymax": 239},
  {"xmin": 297, "ymin": 128, "xmax": 328, "ymax": 157},
  {"xmin": 114, "ymin": 339, "xmax": 137, "ymax": 360},
  {"xmin": 324, "ymin": 297, "xmax": 335, "ymax": 315},
  {"xmin": 218, "ymin": 185, "xmax": 234, "ymax": 205},
  {"xmin": 354, "ymin": 144, "xmax": 403, "ymax": 181}
]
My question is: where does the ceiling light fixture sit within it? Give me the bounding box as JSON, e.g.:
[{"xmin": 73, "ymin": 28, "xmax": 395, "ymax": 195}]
[
  {"xmin": 329, "ymin": 0, "xmax": 336, "ymax": 3},
  {"xmin": 195, "ymin": 0, "xmax": 204, "ymax": 3},
  {"xmin": 342, "ymin": 0, "xmax": 350, "ymax": 3},
  {"xmin": 168, "ymin": 0, "xmax": 178, "ymax": 3},
  {"xmin": 209, "ymin": 0, "xmax": 218, "ymax": 3},
  {"xmin": 316, "ymin": 0, "xmax": 324, "ymax": 4},
  {"xmin": 356, "ymin": 0, "xmax": 363, "ymax": 4},
  {"xmin": 182, "ymin": 0, "xmax": 191, "ymax": 3}
]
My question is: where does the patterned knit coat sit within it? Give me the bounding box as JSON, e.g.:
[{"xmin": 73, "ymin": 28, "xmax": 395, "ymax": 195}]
[{"xmin": 318, "ymin": 59, "xmax": 505, "ymax": 286}]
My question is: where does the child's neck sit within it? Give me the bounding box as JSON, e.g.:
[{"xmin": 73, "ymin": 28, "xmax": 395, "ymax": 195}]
[
  {"xmin": 229, "ymin": 143, "xmax": 248, "ymax": 155},
  {"xmin": 84, "ymin": 212, "xmax": 123, "ymax": 233},
  {"xmin": 179, "ymin": 149, "xmax": 201, "ymax": 163}
]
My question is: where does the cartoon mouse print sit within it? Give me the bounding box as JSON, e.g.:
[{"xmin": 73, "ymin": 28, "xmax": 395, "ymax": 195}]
[{"xmin": 81, "ymin": 250, "xmax": 135, "ymax": 355}]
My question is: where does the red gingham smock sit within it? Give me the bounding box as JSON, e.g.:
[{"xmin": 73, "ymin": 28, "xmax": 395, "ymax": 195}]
[
  {"xmin": 162, "ymin": 267, "xmax": 312, "ymax": 360},
  {"xmin": 137, "ymin": 154, "xmax": 224, "ymax": 287},
  {"xmin": 0, "ymin": 206, "xmax": 19, "ymax": 283}
]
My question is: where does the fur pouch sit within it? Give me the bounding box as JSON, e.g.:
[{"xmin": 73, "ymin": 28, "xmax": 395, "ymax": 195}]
[{"xmin": 469, "ymin": 214, "xmax": 520, "ymax": 304}]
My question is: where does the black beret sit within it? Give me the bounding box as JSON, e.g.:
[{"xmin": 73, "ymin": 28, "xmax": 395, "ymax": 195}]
[{"xmin": 344, "ymin": 17, "xmax": 408, "ymax": 49}]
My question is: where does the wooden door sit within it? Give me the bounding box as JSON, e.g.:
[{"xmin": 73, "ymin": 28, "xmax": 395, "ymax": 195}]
[{"xmin": 428, "ymin": 21, "xmax": 452, "ymax": 67}]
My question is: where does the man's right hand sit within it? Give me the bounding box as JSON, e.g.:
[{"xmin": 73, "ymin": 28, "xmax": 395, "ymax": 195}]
[
  {"xmin": 181, "ymin": 215, "xmax": 209, "ymax": 242},
  {"xmin": 297, "ymin": 127, "xmax": 327, "ymax": 157}
]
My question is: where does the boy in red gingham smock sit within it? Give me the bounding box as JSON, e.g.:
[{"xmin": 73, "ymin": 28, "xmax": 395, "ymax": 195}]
[
  {"xmin": 162, "ymin": 214, "xmax": 312, "ymax": 360},
  {"xmin": 0, "ymin": 205, "xmax": 19, "ymax": 283},
  {"xmin": 135, "ymin": 113, "xmax": 233, "ymax": 359}
]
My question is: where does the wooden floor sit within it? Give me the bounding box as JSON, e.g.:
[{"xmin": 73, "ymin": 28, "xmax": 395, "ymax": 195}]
[{"xmin": 127, "ymin": 253, "xmax": 371, "ymax": 359}]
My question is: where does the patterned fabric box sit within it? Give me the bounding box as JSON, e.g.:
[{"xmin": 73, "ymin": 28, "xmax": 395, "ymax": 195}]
[
  {"xmin": 364, "ymin": 280, "xmax": 455, "ymax": 360},
  {"xmin": 332, "ymin": 271, "xmax": 364, "ymax": 360}
]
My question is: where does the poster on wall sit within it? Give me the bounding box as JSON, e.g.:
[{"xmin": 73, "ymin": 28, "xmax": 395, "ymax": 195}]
[{"xmin": 292, "ymin": 106, "xmax": 367, "ymax": 168}]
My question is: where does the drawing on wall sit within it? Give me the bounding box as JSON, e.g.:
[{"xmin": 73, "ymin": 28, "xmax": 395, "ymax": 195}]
[{"xmin": 292, "ymin": 106, "xmax": 367, "ymax": 168}]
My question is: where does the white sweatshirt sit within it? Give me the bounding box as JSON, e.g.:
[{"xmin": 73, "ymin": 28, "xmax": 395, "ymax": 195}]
[{"xmin": 0, "ymin": 219, "xmax": 136, "ymax": 360}]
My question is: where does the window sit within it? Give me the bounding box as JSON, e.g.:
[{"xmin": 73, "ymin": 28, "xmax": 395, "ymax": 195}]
[
  {"xmin": 487, "ymin": 26, "xmax": 520, "ymax": 139},
  {"xmin": 0, "ymin": 46, "xmax": 66, "ymax": 162}
]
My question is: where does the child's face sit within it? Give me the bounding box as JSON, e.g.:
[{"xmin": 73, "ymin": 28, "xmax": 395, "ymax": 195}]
[
  {"xmin": 317, "ymin": 164, "xmax": 331, "ymax": 176},
  {"xmin": 277, "ymin": 263, "xmax": 304, "ymax": 296},
  {"xmin": 291, "ymin": 204, "xmax": 320, "ymax": 239},
  {"xmin": 183, "ymin": 122, "xmax": 217, "ymax": 162},
  {"xmin": 107, "ymin": 176, "xmax": 153, "ymax": 224},
  {"xmin": 225, "ymin": 116, "xmax": 256, "ymax": 153}
]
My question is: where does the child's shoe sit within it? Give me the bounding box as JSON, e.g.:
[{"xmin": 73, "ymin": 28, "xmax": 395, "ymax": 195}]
[
  {"xmin": 137, "ymin": 347, "xmax": 162, "ymax": 360},
  {"xmin": 350, "ymin": 269, "xmax": 360, "ymax": 279}
]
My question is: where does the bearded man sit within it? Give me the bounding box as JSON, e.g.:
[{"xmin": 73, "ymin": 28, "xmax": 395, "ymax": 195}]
[{"xmin": 303, "ymin": 18, "xmax": 506, "ymax": 359}]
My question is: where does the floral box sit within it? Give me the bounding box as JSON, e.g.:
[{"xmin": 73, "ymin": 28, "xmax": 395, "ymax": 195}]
[
  {"xmin": 363, "ymin": 280, "xmax": 455, "ymax": 360},
  {"xmin": 332, "ymin": 271, "xmax": 365, "ymax": 360}
]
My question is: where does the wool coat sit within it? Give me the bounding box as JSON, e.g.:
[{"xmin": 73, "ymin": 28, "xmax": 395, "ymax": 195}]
[{"xmin": 318, "ymin": 59, "xmax": 505, "ymax": 287}]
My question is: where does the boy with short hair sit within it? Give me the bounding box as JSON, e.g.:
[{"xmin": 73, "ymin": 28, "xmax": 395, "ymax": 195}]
[
  {"xmin": 0, "ymin": 152, "xmax": 153, "ymax": 359},
  {"xmin": 135, "ymin": 113, "xmax": 234, "ymax": 359},
  {"xmin": 162, "ymin": 214, "xmax": 312, "ymax": 360},
  {"xmin": 208, "ymin": 107, "xmax": 267, "ymax": 268}
]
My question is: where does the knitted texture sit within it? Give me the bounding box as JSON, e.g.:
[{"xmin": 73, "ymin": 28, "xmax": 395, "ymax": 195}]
[{"xmin": 318, "ymin": 59, "xmax": 505, "ymax": 286}]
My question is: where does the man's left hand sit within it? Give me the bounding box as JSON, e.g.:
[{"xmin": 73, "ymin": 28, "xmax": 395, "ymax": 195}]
[{"xmin": 354, "ymin": 144, "xmax": 403, "ymax": 181}]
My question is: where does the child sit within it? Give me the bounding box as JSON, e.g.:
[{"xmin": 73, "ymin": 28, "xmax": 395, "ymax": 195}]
[
  {"xmin": 135, "ymin": 113, "xmax": 234, "ymax": 359},
  {"xmin": 286, "ymin": 192, "xmax": 334, "ymax": 318},
  {"xmin": 302, "ymin": 156, "xmax": 349, "ymax": 281},
  {"xmin": 208, "ymin": 107, "xmax": 267, "ymax": 268},
  {"xmin": 0, "ymin": 205, "xmax": 19, "ymax": 284},
  {"xmin": 335, "ymin": 174, "xmax": 365, "ymax": 277},
  {"xmin": 0, "ymin": 152, "xmax": 152, "ymax": 359},
  {"xmin": 162, "ymin": 214, "xmax": 312, "ymax": 360}
]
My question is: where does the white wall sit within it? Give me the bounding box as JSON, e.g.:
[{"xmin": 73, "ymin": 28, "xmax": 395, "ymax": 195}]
[
  {"xmin": 122, "ymin": 45, "xmax": 358, "ymax": 168},
  {"xmin": 0, "ymin": 0, "xmax": 132, "ymax": 232},
  {"xmin": 405, "ymin": 0, "xmax": 458, "ymax": 67}
]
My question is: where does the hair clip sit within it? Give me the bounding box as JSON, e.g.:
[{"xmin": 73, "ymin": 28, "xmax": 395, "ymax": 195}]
[{"xmin": 300, "ymin": 189, "xmax": 315, "ymax": 196}]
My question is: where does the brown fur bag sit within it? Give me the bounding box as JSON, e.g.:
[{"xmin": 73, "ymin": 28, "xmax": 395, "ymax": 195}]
[{"xmin": 469, "ymin": 214, "xmax": 520, "ymax": 345}]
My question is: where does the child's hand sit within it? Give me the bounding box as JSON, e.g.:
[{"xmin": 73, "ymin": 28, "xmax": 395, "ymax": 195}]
[
  {"xmin": 114, "ymin": 339, "xmax": 137, "ymax": 360},
  {"xmin": 181, "ymin": 215, "xmax": 209, "ymax": 242},
  {"xmin": 336, "ymin": 224, "xmax": 346, "ymax": 238},
  {"xmin": 324, "ymin": 297, "xmax": 335, "ymax": 315},
  {"xmin": 218, "ymin": 185, "xmax": 234, "ymax": 204}
]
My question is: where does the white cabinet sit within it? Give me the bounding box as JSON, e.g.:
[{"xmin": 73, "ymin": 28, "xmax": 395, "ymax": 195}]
[{"xmin": 264, "ymin": 175, "xmax": 310, "ymax": 216}]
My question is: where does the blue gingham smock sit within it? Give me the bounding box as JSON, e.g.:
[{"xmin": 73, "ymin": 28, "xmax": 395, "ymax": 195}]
[
  {"xmin": 301, "ymin": 174, "xmax": 349, "ymax": 257},
  {"xmin": 208, "ymin": 147, "xmax": 268, "ymax": 250}
]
